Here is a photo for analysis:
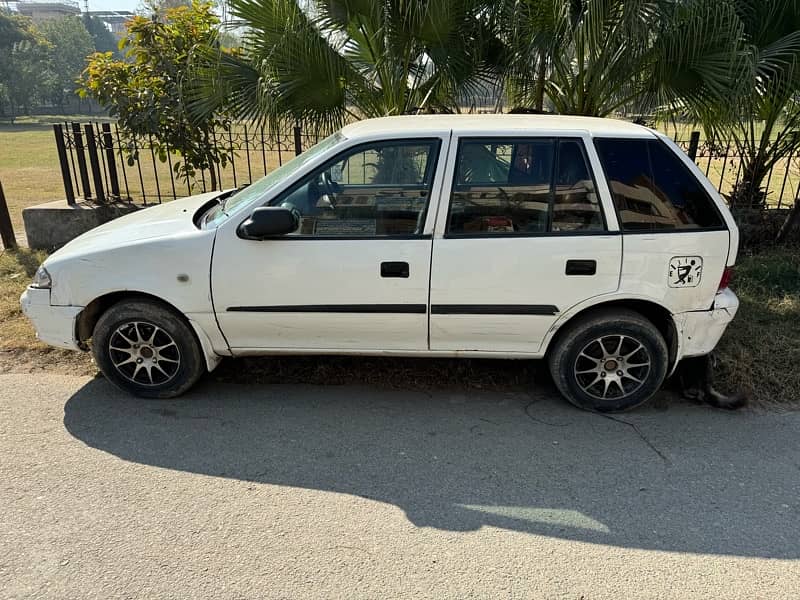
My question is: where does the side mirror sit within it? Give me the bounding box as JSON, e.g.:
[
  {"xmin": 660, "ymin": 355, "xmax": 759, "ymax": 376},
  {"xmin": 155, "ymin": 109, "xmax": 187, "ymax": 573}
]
[{"xmin": 237, "ymin": 207, "xmax": 299, "ymax": 240}]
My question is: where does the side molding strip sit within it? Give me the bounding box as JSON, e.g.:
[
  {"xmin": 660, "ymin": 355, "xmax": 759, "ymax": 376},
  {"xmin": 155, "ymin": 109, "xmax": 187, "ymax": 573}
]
[
  {"xmin": 227, "ymin": 304, "xmax": 427, "ymax": 314},
  {"xmin": 227, "ymin": 304, "xmax": 560, "ymax": 316},
  {"xmin": 431, "ymin": 304, "xmax": 559, "ymax": 315}
]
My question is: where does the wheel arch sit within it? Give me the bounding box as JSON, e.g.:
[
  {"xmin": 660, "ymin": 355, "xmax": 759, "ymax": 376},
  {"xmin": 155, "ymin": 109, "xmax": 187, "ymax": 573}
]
[
  {"xmin": 543, "ymin": 297, "xmax": 679, "ymax": 372},
  {"xmin": 76, "ymin": 291, "xmax": 222, "ymax": 372}
]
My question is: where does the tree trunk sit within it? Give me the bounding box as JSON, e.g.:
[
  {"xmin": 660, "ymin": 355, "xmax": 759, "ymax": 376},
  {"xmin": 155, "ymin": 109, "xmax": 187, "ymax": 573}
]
[
  {"xmin": 207, "ymin": 164, "xmax": 218, "ymax": 191},
  {"xmin": 533, "ymin": 52, "xmax": 548, "ymax": 112},
  {"xmin": 201, "ymin": 131, "xmax": 219, "ymax": 191},
  {"xmin": 776, "ymin": 201, "xmax": 800, "ymax": 243},
  {"xmin": 730, "ymin": 159, "xmax": 770, "ymax": 210}
]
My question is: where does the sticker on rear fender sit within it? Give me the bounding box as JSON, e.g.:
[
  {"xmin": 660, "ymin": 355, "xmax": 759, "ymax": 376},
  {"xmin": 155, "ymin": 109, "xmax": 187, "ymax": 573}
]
[{"xmin": 669, "ymin": 256, "xmax": 703, "ymax": 287}]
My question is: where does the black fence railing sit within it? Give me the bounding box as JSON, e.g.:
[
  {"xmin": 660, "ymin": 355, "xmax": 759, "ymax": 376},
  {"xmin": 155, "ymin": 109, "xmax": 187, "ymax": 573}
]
[
  {"xmin": 670, "ymin": 132, "xmax": 800, "ymax": 210},
  {"xmin": 53, "ymin": 121, "xmax": 327, "ymax": 206},
  {"xmin": 53, "ymin": 120, "xmax": 800, "ymax": 210}
]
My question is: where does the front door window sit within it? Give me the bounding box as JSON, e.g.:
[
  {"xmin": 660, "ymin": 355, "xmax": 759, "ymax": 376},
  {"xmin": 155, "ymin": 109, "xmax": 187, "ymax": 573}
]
[{"xmin": 271, "ymin": 140, "xmax": 441, "ymax": 237}]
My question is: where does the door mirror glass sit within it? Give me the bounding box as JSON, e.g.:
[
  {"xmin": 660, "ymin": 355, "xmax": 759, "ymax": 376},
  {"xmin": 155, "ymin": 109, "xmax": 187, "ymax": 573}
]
[{"xmin": 238, "ymin": 207, "xmax": 299, "ymax": 240}]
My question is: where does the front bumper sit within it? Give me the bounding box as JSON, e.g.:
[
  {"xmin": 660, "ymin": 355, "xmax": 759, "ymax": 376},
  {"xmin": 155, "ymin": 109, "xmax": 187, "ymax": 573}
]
[
  {"xmin": 676, "ymin": 287, "xmax": 739, "ymax": 359},
  {"xmin": 20, "ymin": 287, "xmax": 83, "ymax": 350}
]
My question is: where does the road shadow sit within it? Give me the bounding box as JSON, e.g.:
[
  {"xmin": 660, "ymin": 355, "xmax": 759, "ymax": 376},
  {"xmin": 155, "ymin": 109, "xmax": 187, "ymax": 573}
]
[{"xmin": 63, "ymin": 376, "xmax": 800, "ymax": 559}]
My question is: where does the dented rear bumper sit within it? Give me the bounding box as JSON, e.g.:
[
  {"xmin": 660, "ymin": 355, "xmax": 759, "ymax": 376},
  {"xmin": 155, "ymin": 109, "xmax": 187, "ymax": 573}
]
[{"xmin": 675, "ymin": 288, "xmax": 739, "ymax": 359}]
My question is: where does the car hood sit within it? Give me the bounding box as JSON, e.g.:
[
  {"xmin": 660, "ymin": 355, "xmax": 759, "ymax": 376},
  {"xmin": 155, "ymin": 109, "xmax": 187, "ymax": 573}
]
[{"xmin": 48, "ymin": 192, "xmax": 221, "ymax": 262}]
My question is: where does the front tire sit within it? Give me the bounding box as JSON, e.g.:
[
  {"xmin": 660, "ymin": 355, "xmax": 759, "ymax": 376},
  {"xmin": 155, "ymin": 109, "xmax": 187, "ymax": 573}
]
[
  {"xmin": 92, "ymin": 299, "xmax": 206, "ymax": 399},
  {"xmin": 548, "ymin": 308, "xmax": 668, "ymax": 412}
]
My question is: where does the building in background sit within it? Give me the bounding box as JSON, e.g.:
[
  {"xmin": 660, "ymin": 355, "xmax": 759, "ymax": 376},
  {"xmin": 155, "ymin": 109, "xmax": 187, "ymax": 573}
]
[
  {"xmin": 4, "ymin": 0, "xmax": 134, "ymax": 39},
  {"xmin": 14, "ymin": 0, "xmax": 80, "ymax": 22}
]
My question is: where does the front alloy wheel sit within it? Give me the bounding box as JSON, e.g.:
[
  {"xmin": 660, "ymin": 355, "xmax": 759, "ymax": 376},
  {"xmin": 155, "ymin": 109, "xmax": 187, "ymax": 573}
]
[
  {"xmin": 93, "ymin": 299, "xmax": 206, "ymax": 399},
  {"xmin": 108, "ymin": 321, "xmax": 182, "ymax": 386}
]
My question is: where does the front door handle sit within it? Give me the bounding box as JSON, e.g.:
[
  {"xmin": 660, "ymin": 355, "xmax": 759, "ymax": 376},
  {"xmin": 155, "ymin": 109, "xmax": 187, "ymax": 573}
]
[
  {"xmin": 381, "ymin": 261, "xmax": 409, "ymax": 278},
  {"xmin": 565, "ymin": 259, "xmax": 596, "ymax": 276}
]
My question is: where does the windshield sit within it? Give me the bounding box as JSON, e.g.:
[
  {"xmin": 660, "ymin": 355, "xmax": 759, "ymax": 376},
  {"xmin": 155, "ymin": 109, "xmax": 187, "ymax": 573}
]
[{"xmin": 202, "ymin": 131, "xmax": 346, "ymax": 228}]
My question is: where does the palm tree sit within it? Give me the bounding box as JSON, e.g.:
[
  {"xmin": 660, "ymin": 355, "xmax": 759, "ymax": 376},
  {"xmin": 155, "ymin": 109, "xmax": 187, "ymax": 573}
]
[
  {"xmin": 187, "ymin": 0, "xmax": 499, "ymax": 131},
  {"xmin": 497, "ymin": 0, "xmax": 746, "ymax": 117},
  {"xmin": 700, "ymin": 0, "xmax": 800, "ymax": 219}
]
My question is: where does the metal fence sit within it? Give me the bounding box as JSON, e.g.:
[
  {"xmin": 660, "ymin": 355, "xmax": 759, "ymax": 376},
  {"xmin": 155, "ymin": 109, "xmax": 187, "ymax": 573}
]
[
  {"xmin": 52, "ymin": 120, "xmax": 800, "ymax": 209},
  {"xmin": 671, "ymin": 131, "xmax": 800, "ymax": 210},
  {"xmin": 53, "ymin": 121, "xmax": 326, "ymax": 206}
]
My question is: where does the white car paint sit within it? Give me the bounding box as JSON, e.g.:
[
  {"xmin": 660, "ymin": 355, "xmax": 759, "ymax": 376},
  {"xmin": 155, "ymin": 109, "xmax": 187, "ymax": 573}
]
[
  {"xmin": 23, "ymin": 192, "xmax": 230, "ymax": 369},
  {"xmin": 211, "ymin": 126, "xmax": 451, "ymax": 351},
  {"xmin": 21, "ymin": 114, "xmax": 739, "ymax": 376},
  {"xmin": 429, "ymin": 129, "xmax": 622, "ymax": 353}
]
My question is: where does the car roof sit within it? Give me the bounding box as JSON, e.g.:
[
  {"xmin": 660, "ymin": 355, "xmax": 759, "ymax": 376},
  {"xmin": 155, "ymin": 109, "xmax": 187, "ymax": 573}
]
[{"xmin": 341, "ymin": 114, "xmax": 656, "ymax": 139}]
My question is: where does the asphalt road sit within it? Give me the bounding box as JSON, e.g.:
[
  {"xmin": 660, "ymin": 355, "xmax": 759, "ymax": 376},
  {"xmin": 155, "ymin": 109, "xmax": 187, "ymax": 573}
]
[{"xmin": 2, "ymin": 372, "xmax": 799, "ymax": 599}]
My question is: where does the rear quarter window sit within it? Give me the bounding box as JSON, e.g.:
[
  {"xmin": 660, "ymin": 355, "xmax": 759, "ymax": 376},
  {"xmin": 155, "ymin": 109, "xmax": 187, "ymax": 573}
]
[{"xmin": 594, "ymin": 137, "xmax": 725, "ymax": 231}]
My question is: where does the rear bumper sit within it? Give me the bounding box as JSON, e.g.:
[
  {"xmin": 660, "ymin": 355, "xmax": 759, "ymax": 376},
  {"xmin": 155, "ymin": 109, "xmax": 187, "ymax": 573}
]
[
  {"xmin": 676, "ymin": 288, "xmax": 739, "ymax": 359},
  {"xmin": 20, "ymin": 287, "xmax": 83, "ymax": 350}
]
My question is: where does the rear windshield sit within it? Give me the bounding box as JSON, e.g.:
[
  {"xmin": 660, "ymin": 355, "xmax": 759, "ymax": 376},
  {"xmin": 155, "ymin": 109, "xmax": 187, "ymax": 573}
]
[{"xmin": 594, "ymin": 138, "xmax": 725, "ymax": 231}]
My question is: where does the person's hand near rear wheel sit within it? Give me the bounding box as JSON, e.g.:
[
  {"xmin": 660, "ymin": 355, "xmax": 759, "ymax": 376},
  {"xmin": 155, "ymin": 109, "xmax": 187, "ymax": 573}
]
[
  {"xmin": 548, "ymin": 308, "xmax": 669, "ymax": 412},
  {"xmin": 92, "ymin": 299, "xmax": 206, "ymax": 399}
]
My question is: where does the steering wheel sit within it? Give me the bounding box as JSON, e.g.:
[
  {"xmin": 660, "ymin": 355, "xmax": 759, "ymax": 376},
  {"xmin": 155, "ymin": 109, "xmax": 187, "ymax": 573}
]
[
  {"xmin": 320, "ymin": 171, "xmax": 339, "ymax": 208},
  {"xmin": 278, "ymin": 201, "xmax": 302, "ymax": 231}
]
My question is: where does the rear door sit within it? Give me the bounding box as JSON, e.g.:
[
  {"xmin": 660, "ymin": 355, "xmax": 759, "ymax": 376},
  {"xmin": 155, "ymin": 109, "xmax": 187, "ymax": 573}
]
[{"xmin": 429, "ymin": 132, "xmax": 622, "ymax": 353}]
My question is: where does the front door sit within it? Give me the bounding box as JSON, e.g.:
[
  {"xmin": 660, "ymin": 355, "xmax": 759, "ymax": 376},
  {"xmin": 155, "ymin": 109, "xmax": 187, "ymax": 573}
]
[
  {"xmin": 429, "ymin": 134, "xmax": 622, "ymax": 353},
  {"xmin": 212, "ymin": 136, "xmax": 446, "ymax": 351}
]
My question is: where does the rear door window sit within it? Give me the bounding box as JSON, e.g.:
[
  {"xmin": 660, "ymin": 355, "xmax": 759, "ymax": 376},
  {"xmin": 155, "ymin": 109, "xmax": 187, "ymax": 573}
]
[
  {"xmin": 552, "ymin": 139, "xmax": 604, "ymax": 232},
  {"xmin": 594, "ymin": 138, "xmax": 725, "ymax": 231},
  {"xmin": 447, "ymin": 138, "xmax": 604, "ymax": 235}
]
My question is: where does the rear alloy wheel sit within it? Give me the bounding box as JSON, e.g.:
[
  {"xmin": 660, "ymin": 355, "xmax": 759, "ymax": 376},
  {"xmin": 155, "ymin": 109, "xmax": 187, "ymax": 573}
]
[
  {"xmin": 548, "ymin": 308, "xmax": 668, "ymax": 412},
  {"xmin": 573, "ymin": 334, "xmax": 652, "ymax": 401},
  {"xmin": 93, "ymin": 299, "xmax": 206, "ymax": 399}
]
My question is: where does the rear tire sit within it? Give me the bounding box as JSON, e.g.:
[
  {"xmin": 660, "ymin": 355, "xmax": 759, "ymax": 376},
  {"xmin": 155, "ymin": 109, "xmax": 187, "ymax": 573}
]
[
  {"xmin": 92, "ymin": 299, "xmax": 206, "ymax": 399},
  {"xmin": 548, "ymin": 308, "xmax": 668, "ymax": 412}
]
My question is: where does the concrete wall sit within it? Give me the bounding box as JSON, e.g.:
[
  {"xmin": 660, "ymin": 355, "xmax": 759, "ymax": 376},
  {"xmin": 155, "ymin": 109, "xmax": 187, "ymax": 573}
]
[{"xmin": 23, "ymin": 200, "xmax": 140, "ymax": 250}]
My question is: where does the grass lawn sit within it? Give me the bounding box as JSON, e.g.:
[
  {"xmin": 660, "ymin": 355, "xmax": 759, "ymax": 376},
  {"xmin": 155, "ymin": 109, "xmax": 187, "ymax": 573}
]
[
  {"xmin": 0, "ymin": 248, "xmax": 94, "ymax": 374},
  {"xmin": 714, "ymin": 249, "xmax": 800, "ymax": 408},
  {"xmin": 0, "ymin": 248, "xmax": 47, "ymax": 351},
  {"xmin": 1, "ymin": 245, "xmax": 797, "ymax": 407},
  {"xmin": 0, "ymin": 126, "xmax": 66, "ymax": 236}
]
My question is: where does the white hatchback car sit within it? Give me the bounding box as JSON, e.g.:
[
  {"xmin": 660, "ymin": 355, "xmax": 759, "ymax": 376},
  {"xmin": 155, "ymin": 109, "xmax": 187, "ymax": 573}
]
[{"xmin": 21, "ymin": 115, "xmax": 739, "ymax": 411}]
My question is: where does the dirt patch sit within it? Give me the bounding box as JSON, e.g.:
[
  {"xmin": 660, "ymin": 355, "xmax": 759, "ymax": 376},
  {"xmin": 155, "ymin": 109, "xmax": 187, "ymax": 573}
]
[{"xmin": 0, "ymin": 347, "xmax": 96, "ymax": 377}]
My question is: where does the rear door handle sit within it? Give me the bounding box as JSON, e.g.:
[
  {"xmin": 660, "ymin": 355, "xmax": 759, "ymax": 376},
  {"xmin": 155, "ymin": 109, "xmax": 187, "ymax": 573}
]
[
  {"xmin": 565, "ymin": 259, "xmax": 596, "ymax": 276},
  {"xmin": 381, "ymin": 261, "xmax": 409, "ymax": 278}
]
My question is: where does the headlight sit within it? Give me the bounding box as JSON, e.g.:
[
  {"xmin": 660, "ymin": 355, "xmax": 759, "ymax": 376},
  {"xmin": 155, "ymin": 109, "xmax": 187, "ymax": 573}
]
[{"xmin": 31, "ymin": 266, "xmax": 52, "ymax": 289}]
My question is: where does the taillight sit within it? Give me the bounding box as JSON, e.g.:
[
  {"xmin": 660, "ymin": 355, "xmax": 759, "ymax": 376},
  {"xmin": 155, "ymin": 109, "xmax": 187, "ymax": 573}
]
[{"xmin": 718, "ymin": 266, "xmax": 734, "ymax": 291}]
